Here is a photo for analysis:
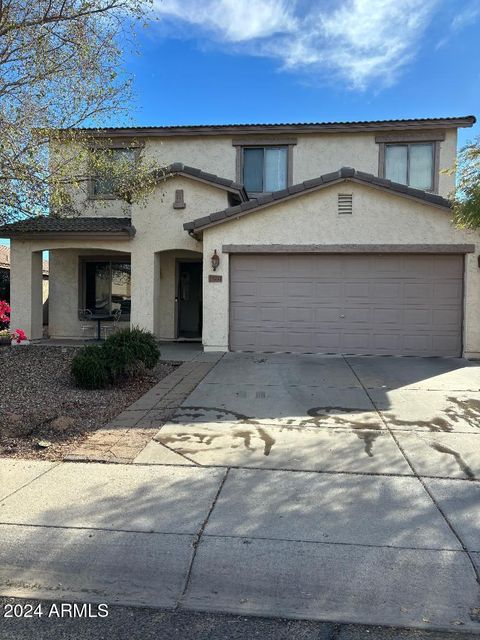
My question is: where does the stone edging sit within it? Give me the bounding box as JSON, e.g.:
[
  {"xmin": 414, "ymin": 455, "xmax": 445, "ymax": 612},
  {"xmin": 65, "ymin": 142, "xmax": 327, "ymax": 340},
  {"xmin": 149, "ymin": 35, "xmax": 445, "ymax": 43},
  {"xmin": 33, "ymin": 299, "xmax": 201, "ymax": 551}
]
[{"xmin": 64, "ymin": 354, "xmax": 222, "ymax": 464}]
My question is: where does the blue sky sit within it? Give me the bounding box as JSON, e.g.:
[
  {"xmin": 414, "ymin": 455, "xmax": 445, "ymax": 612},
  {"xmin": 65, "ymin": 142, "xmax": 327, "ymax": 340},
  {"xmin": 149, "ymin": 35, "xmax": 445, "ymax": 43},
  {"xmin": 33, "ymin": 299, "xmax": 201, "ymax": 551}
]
[{"xmin": 121, "ymin": 0, "xmax": 480, "ymax": 148}]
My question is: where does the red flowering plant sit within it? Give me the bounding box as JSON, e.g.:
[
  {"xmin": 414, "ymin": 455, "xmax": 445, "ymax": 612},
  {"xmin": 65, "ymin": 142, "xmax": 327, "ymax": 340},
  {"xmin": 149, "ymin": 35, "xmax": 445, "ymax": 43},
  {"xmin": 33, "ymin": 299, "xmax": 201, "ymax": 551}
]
[
  {"xmin": 0, "ymin": 301, "xmax": 11, "ymax": 340},
  {"xmin": 11, "ymin": 328, "xmax": 28, "ymax": 344},
  {"xmin": 0, "ymin": 300, "xmax": 10, "ymax": 328}
]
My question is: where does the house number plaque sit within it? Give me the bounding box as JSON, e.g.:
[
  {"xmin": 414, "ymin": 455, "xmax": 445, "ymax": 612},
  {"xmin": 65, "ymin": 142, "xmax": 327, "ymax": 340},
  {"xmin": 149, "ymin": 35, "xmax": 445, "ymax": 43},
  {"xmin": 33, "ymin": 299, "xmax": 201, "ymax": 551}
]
[{"xmin": 208, "ymin": 274, "xmax": 222, "ymax": 283}]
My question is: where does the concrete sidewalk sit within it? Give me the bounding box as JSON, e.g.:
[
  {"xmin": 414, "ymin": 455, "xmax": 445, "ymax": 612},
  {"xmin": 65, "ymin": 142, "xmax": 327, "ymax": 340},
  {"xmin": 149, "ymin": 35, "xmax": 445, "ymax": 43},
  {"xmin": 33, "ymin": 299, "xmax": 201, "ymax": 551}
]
[{"xmin": 1, "ymin": 456, "xmax": 480, "ymax": 633}]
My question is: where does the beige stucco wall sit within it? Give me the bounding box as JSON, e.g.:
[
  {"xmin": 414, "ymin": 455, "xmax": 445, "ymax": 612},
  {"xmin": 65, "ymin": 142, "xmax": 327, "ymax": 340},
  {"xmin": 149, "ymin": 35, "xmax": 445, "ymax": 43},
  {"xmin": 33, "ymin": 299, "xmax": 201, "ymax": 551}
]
[
  {"xmin": 129, "ymin": 176, "xmax": 225, "ymax": 336},
  {"xmin": 9, "ymin": 177, "xmax": 231, "ymax": 339},
  {"xmin": 142, "ymin": 129, "xmax": 458, "ymax": 197},
  {"xmin": 51, "ymin": 127, "xmax": 459, "ymax": 218},
  {"xmin": 202, "ymin": 182, "xmax": 480, "ymax": 357},
  {"xmin": 292, "ymin": 130, "xmax": 456, "ymax": 196},
  {"xmin": 9, "ymin": 146, "xmax": 468, "ymax": 348}
]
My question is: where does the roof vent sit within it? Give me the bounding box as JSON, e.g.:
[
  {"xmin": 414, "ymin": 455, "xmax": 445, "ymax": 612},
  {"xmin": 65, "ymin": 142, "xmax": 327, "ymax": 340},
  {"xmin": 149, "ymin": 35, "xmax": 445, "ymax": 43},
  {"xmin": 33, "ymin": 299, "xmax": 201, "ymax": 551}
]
[{"xmin": 338, "ymin": 193, "xmax": 353, "ymax": 214}]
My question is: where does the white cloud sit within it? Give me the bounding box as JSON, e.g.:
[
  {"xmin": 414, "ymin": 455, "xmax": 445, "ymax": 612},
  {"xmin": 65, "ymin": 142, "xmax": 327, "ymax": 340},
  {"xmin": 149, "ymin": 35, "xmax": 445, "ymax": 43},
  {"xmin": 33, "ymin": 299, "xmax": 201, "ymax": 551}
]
[
  {"xmin": 153, "ymin": 0, "xmax": 441, "ymax": 89},
  {"xmin": 452, "ymin": 2, "xmax": 480, "ymax": 30},
  {"xmin": 154, "ymin": 0, "xmax": 295, "ymax": 42},
  {"xmin": 436, "ymin": 1, "xmax": 480, "ymax": 50}
]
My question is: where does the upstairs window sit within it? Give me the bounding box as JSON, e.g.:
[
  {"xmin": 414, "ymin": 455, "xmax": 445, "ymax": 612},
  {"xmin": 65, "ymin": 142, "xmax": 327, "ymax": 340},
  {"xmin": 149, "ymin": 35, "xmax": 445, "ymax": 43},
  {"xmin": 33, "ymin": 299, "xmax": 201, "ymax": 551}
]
[
  {"xmin": 243, "ymin": 146, "xmax": 288, "ymax": 193},
  {"xmin": 91, "ymin": 147, "xmax": 136, "ymax": 197},
  {"xmin": 384, "ymin": 143, "xmax": 434, "ymax": 191}
]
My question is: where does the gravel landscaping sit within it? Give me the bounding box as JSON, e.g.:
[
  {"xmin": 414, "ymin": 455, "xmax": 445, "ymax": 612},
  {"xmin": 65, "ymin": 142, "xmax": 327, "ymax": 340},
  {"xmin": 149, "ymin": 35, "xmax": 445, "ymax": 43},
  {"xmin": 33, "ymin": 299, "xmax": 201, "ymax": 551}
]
[{"xmin": 0, "ymin": 345, "xmax": 179, "ymax": 460}]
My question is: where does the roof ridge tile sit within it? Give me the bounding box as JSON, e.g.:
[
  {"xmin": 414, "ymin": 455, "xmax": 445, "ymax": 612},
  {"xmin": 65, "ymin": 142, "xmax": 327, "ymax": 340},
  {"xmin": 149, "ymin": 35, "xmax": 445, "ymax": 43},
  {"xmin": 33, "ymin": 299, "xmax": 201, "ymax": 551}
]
[{"xmin": 184, "ymin": 167, "xmax": 451, "ymax": 232}]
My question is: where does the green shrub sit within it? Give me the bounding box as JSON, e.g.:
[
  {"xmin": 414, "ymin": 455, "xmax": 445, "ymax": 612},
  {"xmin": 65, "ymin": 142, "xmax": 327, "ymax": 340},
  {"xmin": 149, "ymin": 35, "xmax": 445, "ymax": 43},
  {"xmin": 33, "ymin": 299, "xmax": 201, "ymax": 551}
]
[
  {"xmin": 71, "ymin": 328, "xmax": 160, "ymax": 389},
  {"xmin": 71, "ymin": 345, "xmax": 109, "ymax": 389},
  {"xmin": 102, "ymin": 327, "xmax": 160, "ymax": 380}
]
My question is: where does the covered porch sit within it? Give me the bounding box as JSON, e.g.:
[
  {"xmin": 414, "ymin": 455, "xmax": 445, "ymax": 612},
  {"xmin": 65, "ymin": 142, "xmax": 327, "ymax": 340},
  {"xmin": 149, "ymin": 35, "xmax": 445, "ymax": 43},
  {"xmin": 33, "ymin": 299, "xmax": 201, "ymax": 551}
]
[{"xmin": 2, "ymin": 218, "xmax": 203, "ymax": 343}]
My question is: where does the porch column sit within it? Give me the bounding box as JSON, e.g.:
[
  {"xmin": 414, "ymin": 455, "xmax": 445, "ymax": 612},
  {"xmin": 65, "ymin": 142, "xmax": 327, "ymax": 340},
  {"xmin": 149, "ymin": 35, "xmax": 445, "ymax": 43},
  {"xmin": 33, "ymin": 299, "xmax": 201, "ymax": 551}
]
[
  {"xmin": 9, "ymin": 241, "xmax": 44, "ymax": 340},
  {"xmin": 202, "ymin": 237, "xmax": 229, "ymax": 351},
  {"xmin": 463, "ymin": 252, "xmax": 480, "ymax": 358},
  {"xmin": 130, "ymin": 249, "xmax": 161, "ymax": 336}
]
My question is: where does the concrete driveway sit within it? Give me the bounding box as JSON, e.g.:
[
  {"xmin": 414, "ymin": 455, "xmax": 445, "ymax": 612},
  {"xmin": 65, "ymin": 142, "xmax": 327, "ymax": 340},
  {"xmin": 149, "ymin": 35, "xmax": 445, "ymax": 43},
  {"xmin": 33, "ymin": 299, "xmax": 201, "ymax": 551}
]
[
  {"xmin": 137, "ymin": 353, "xmax": 480, "ymax": 477},
  {"xmin": 2, "ymin": 353, "xmax": 480, "ymax": 633}
]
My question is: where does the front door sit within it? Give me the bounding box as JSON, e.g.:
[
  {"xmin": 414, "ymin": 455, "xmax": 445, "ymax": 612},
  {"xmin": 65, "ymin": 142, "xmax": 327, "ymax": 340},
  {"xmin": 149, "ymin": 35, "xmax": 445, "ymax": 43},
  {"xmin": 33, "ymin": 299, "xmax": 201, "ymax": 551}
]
[{"xmin": 177, "ymin": 261, "xmax": 202, "ymax": 339}]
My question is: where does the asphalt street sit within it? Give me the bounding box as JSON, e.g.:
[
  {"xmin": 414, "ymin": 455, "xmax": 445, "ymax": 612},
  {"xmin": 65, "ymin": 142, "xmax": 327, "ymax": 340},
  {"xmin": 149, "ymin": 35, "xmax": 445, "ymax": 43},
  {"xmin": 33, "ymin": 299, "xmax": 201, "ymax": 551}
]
[{"xmin": 1, "ymin": 597, "xmax": 479, "ymax": 640}]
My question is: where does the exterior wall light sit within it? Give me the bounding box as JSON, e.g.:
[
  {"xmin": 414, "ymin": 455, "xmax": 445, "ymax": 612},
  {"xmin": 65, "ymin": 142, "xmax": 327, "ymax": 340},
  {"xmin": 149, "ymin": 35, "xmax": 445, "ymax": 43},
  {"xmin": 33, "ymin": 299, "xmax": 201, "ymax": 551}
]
[{"xmin": 211, "ymin": 250, "xmax": 220, "ymax": 271}]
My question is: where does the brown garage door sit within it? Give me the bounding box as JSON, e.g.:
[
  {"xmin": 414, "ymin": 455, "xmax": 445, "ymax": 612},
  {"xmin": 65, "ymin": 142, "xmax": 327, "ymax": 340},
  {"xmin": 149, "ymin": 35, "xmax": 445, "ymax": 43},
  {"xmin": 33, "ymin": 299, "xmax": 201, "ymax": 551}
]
[{"xmin": 229, "ymin": 254, "xmax": 463, "ymax": 356}]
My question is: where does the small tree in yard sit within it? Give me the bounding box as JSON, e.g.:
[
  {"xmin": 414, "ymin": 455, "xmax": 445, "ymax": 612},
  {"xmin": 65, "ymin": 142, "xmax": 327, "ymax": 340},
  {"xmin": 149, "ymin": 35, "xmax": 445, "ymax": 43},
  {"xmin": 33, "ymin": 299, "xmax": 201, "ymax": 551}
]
[
  {"xmin": 451, "ymin": 136, "xmax": 480, "ymax": 230},
  {"xmin": 0, "ymin": 0, "xmax": 163, "ymax": 224}
]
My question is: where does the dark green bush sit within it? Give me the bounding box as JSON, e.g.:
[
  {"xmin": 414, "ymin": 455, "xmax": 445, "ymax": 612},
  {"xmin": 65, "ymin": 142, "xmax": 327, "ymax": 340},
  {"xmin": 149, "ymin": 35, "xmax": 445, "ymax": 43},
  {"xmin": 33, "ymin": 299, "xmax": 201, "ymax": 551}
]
[
  {"xmin": 71, "ymin": 327, "xmax": 160, "ymax": 389},
  {"xmin": 102, "ymin": 327, "xmax": 160, "ymax": 379},
  {"xmin": 71, "ymin": 345, "xmax": 109, "ymax": 389}
]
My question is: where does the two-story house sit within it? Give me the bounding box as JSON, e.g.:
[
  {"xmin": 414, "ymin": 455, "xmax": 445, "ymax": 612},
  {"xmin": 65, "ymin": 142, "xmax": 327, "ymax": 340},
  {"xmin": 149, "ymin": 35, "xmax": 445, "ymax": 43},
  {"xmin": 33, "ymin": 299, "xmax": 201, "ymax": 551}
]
[{"xmin": 1, "ymin": 115, "xmax": 479, "ymax": 357}]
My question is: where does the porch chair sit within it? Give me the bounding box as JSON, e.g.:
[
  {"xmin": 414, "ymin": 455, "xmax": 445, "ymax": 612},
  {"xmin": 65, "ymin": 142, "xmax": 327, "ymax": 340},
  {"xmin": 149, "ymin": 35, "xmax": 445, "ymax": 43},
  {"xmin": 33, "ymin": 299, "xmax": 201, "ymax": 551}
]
[
  {"xmin": 102, "ymin": 307, "xmax": 122, "ymax": 339},
  {"xmin": 78, "ymin": 308, "xmax": 94, "ymax": 339}
]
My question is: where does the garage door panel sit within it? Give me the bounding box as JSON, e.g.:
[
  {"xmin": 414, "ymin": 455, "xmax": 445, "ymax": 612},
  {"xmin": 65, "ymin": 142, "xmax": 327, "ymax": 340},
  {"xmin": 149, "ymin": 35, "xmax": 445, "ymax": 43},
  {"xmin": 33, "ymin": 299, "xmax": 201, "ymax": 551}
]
[
  {"xmin": 344, "ymin": 282, "xmax": 370, "ymax": 298},
  {"xmin": 403, "ymin": 334, "xmax": 433, "ymax": 352},
  {"xmin": 432, "ymin": 255, "xmax": 465, "ymax": 277},
  {"xmin": 371, "ymin": 282, "xmax": 402, "ymax": 299},
  {"xmin": 373, "ymin": 334, "xmax": 401, "ymax": 351},
  {"xmin": 286, "ymin": 307, "xmax": 314, "ymax": 323},
  {"xmin": 314, "ymin": 308, "xmax": 341, "ymax": 322},
  {"xmin": 343, "ymin": 308, "xmax": 371, "ymax": 323},
  {"xmin": 312, "ymin": 257, "xmax": 344, "ymax": 276},
  {"xmin": 231, "ymin": 305, "xmax": 258, "ymax": 322},
  {"xmin": 252, "ymin": 282, "xmax": 283, "ymax": 298},
  {"xmin": 284, "ymin": 282, "xmax": 314, "ymax": 298},
  {"xmin": 229, "ymin": 254, "xmax": 463, "ymax": 356},
  {"xmin": 401, "ymin": 255, "xmax": 435, "ymax": 273},
  {"xmin": 285, "ymin": 332, "xmax": 315, "ymax": 349},
  {"xmin": 314, "ymin": 282, "xmax": 343, "ymax": 298},
  {"xmin": 286, "ymin": 255, "xmax": 316, "ymax": 276},
  {"xmin": 404, "ymin": 283, "xmax": 432, "ymax": 299},
  {"xmin": 403, "ymin": 309, "xmax": 431, "ymax": 326},
  {"xmin": 343, "ymin": 333, "xmax": 371, "ymax": 350},
  {"xmin": 370, "ymin": 255, "xmax": 402, "ymax": 274},
  {"xmin": 432, "ymin": 309, "xmax": 462, "ymax": 326},
  {"xmin": 432, "ymin": 334, "xmax": 461, "ymax": 352},
  {"xmin": 230, "ymin": 281, "xmax": 257, "ymax": 298},
  {"xmin": 433, "ymin": 282, "xmax": 463, "ymax": 300},
  {"xmin": 312, "ymin": 332, "xmax": 341, "ymax": 351},
  {"xmin": 260, "ymin": 306, "xmax": 285, "ymax": 322},
  {"xmin": 373, "ymin": 309, "xmax": 398, "ymax": 324}
]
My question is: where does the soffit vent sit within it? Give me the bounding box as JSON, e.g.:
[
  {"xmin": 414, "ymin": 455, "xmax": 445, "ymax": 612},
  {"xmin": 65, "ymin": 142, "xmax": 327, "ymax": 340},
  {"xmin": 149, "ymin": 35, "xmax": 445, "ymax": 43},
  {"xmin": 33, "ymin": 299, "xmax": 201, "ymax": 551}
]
[{"xmin": 338, "ymin": 193, "xmax": 353, "ymax": 214}]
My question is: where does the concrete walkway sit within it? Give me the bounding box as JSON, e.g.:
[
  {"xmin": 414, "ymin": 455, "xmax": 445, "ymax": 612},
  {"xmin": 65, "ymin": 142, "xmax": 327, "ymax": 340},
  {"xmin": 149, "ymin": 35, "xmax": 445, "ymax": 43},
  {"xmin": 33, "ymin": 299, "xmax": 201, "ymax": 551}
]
[
  {"xmin": 66, "ymin": 349, "xmax": 220, "ymax": 463},
  {"xmin": 1, "ymin": 353, "xmax": 480, "ymax": 633}
]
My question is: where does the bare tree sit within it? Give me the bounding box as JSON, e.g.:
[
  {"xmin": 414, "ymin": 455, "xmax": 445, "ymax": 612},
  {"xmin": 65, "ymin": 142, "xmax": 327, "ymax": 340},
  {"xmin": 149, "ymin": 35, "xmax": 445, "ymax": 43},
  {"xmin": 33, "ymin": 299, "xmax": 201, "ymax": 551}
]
[{"xmin": 0, "ymin": 0, "xmax": 160, "ymax": 223}]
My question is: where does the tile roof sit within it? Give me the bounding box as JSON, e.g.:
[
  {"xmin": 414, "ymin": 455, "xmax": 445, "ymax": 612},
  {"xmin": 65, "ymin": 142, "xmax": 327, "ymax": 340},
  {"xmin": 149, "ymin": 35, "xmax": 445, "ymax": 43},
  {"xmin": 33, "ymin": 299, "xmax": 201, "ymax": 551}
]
[
  {"xmin": 184, "ymin": 167, "xmax": 452, "ymax": 233},
  {"xmin": 0, "ymin": 243, "xmax": 49, "ymax": 274},
  {"xmin": 158, "ymin": 163, "xmax": 248, "ymax": 200},
  {"xmin": 71, "ymin": 115, "xmax": 476, "ymax": 136},
  {"xmin": 0, "ymin": 217, "xmax": 135, "ymax": 238}
]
